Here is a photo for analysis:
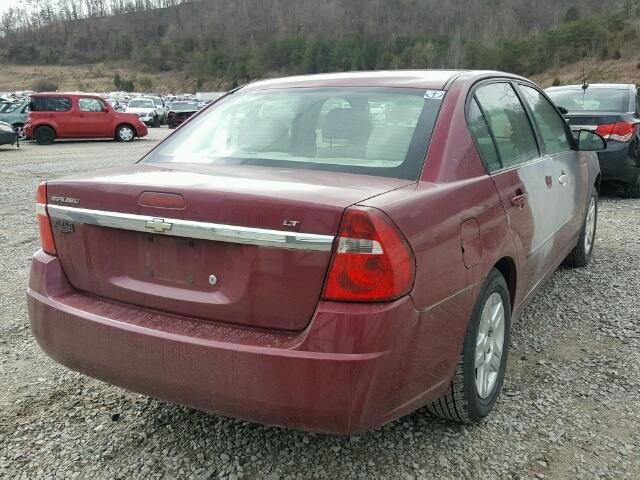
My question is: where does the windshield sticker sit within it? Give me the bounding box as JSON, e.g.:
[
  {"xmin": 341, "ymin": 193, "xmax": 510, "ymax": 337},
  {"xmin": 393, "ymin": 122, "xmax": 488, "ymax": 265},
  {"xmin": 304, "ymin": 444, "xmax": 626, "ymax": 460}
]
[{"xmin": 424, "ymin": 90, "xmax": 445, "ymax": 100}]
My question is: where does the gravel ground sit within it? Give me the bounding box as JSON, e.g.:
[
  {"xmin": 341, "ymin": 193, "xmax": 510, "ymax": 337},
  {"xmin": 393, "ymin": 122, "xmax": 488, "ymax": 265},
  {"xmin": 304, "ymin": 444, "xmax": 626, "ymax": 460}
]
[{"xmin": 1, "ymin": 131, "xmax": 639, "ymax": 479}]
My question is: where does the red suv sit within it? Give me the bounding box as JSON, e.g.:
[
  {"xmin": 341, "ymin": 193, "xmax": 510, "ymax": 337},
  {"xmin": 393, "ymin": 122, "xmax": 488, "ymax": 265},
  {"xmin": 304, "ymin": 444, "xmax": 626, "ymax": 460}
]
[
  {"xmin": 28, "ymin": 71, "xmax": 604, "ymax": 434},
  {"xmin": 24, "ymin": 93, "xmax": 148, "ymax": 144}
]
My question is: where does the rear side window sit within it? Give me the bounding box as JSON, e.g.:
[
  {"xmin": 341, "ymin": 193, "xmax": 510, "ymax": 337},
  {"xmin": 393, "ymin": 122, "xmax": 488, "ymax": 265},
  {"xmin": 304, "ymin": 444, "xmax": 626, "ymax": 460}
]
[
  {"xmin": 475, "ymin": 83, "xmax": 539, "ymax": 168},
  {"xmin": 518, "ymin": 85, "xmax": 571, "ymax": 155},
  {"xmin": 30, "ymin": 97, "xmax": 72, "ymax": 112},
  {"xmin": 467, "ymin": 98, "xmax": 501, "ymax": 172}
]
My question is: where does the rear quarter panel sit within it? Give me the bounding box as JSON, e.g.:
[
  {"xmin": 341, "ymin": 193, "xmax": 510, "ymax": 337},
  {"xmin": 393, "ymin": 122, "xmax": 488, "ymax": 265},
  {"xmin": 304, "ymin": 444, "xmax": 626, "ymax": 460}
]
[{"xmin": 363, "ymin": 78, "xmax": 518, "ymax": 313}]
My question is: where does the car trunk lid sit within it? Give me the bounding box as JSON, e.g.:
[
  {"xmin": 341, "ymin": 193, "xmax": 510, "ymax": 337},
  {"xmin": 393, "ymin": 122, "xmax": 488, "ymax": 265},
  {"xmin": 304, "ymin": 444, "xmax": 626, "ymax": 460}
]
[
  {"xmin": 563, "ymin": 111, "xmax": 627, "ymax": 131},
  {"xmin": 45, "ymin": 163, "xmax": 411, "ymax": 331}
]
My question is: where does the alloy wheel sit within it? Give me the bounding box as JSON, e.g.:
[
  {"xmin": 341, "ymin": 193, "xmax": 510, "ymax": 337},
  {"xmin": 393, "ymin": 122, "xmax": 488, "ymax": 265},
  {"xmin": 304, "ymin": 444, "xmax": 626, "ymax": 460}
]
[
  {"xmin": 475, "ymin": 292, "xmax": 506, "ymax": 399},
  {"xmin": 584, "ymin": 197, "xmax": 596, "ymax": 254}
]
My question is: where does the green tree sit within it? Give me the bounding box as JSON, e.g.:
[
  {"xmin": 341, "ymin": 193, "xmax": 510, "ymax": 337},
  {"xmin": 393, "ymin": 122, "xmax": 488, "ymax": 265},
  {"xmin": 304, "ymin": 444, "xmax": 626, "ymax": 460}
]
[
  {"xmin": 563, "ymin": 6, "xmax": 580, "ymax": 23},
  {"xmin": 138, "ymin": 76, "xmax": 153, "ymax": 90}
]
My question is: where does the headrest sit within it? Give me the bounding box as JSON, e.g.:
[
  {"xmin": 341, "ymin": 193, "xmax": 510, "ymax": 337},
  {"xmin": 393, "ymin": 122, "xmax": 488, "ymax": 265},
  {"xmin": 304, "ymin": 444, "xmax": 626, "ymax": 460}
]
[
  {"xmin": 237, "ymin": 116, "xmax": 290, "ymax": 153},
  {"xmin": 322, "ymin": 108, "xmax": 371, "ymax": 143}
]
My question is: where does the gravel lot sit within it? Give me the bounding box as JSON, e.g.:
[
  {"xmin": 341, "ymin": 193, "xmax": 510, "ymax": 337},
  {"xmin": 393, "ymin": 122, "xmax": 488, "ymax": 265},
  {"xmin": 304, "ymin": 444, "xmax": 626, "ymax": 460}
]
[{"xmin": 1, "ymin": 130, "xmax": 639, "ymax": 479}]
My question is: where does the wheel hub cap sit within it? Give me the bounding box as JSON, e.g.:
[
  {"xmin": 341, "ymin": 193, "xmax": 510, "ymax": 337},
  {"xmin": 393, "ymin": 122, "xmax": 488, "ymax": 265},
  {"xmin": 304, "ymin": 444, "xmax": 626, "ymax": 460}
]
[
  {"xmin": 475, "ymin": 292, "xmax": 505, "ymax": 399},
  {"xmin": 120, "ymin": 128, "xmax": 133, "ymax": 141}
]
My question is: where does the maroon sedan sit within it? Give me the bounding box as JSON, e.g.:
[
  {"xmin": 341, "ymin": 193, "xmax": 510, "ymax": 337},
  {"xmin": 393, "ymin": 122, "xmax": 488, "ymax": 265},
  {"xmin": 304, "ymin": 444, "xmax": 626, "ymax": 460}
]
[{"xmin": 28, "ymin": 71, "xmax": 603, "ymax": 434}]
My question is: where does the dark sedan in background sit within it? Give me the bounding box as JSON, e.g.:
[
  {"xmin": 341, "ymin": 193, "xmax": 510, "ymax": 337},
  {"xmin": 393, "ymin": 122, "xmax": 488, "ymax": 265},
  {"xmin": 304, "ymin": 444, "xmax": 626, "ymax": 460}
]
[
  {"xmin": 546, "ymin": 83, "xmax": 640, "ymax": 197},
  {"xmin": 0, "ymin": 121, "xmax": 17, "ymax": 146},
  {"xmin": 167, "ymin": 101, "xmax": 199, "ymax": 128}
]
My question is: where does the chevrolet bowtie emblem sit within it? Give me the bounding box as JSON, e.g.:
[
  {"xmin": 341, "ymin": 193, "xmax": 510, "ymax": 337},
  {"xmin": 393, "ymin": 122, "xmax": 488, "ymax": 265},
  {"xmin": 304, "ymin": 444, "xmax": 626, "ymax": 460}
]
[{"xmin": 145, "ymin": 218, "xmax": 173, "ymax": 233}]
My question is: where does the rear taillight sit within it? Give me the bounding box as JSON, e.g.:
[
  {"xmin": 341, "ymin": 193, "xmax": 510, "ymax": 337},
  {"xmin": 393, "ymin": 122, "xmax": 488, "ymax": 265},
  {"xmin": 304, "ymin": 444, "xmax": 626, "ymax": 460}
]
[
  {"xmin": 322, "ymin": 207, "xmax": 415, "ymax": 302},
  {"xmin": 36, "ymin": 182, "xmax": 57, "ymax": 255},
  {"xmin": 595, "ymin": 122, "xmax": 637, "ymax": 142}
]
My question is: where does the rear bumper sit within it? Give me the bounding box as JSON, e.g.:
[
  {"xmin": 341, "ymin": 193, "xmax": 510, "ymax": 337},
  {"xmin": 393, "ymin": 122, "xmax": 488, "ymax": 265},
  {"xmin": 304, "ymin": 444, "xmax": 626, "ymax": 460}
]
[
  {"xmin": 0, "ymin": 131, "xmax": 16, "ymax": 146},
  {"xmin": 597, "ymin": 141, "xmax": 640, "ymax": 185},
  {"xmin": 27, "ymin": 251, "xmax": 475, "ymax": 434}
]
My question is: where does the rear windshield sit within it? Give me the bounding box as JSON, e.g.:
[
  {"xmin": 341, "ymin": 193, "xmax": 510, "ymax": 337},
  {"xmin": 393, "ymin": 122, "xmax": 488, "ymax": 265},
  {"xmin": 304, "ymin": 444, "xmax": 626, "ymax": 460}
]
[
  {"xmin": 30, "ymin": 97, "xmax": 72, "ymax": 112},
  {"xmin": 547, "ymin": 88, "xmax": 630, "ymax": 112},
  {"xmin": 142, "ymin": 87, "xmax": 443, "ymax": 180},
  {"xmin": 129, "ymin": 99, "xmax": 155, "ymax": 108}
]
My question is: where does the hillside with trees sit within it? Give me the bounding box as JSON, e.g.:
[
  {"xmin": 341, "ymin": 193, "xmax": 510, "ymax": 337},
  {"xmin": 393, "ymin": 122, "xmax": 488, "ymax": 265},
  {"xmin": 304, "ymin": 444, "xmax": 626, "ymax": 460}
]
[{"xmin": 1, "ymin": 0, "xmax": 640, "ymax": 90}]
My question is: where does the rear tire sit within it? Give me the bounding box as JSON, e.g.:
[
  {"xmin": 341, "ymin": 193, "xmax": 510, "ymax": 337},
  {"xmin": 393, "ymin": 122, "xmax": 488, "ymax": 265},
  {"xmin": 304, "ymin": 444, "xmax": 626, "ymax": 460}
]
[
  {"xmin": 563, "ymin": 187, "xmax": 598, "ymax": 268},
  {"xmin": 427, "ymin": 268, "xmax": 511, "ymax": 423},
  {"xmin": 34, "ymin": 126, "xmax": 55, "ymax": 145},
  {"xmin": 116, "ymin": 125, "xmax": 135, "ymax": 142}
]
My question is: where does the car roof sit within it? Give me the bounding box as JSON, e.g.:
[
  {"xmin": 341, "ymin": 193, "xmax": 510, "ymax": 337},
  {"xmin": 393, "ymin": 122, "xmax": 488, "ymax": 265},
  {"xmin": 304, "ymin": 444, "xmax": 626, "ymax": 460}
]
[
  {"xmin": 546, "ymin": 83, "xmax": 636, "ymax": 91},
  {"xmin": 242, "ymin": 70, "xmax": 523, "ymax": 91},
  {"xmin": 31, "ymin": 92, "xmax": 105, "ymax": 98}
]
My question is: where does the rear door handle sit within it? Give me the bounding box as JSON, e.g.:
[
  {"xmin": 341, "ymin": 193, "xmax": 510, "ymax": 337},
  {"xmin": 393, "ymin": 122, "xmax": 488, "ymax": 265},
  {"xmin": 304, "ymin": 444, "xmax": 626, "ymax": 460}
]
[
  {"xmin": 511, "ymin": 192, "xmax": 528, "ymax": 208},
  {"xmin": 558, "ymin": 174, "xmax": 568, "ymax": 185}
]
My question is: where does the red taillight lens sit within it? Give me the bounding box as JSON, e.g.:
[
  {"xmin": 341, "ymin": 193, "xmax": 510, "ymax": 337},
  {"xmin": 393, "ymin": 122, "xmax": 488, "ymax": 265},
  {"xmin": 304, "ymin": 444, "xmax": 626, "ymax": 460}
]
[
  {"xmin": 595, "ymin": 122, "xmax": 637, "ymax": 142},
  {"xmin": 322, "ymin": 207, "xmax": 415, "ymax": 302},
  {"xmin": 36, "ymin": 182, "xmax": 57, "ymax": 255}
]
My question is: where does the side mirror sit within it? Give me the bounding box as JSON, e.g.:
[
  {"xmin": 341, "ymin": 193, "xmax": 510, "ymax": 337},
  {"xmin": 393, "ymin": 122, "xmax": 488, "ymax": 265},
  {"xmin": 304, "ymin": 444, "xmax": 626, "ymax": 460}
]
[
  {"xmin": 576, "ymin": 129, "xmax": 606, "ymax": 152},
  {"xmin": 102, "ymin": 106, "xmax": 109, "ymax": 113}
]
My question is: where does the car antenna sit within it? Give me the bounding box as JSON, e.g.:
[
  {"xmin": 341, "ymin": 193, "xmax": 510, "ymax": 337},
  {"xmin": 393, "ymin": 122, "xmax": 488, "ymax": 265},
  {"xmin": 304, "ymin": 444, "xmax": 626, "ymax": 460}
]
[{"xmin": 581, "ymin": 67, "xmax": 589, "ymax": 91}]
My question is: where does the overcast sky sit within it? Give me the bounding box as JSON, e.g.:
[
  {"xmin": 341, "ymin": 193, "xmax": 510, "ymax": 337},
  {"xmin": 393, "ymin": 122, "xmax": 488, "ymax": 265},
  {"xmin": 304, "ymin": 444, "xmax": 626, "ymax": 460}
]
[{"xmin": 0, "ymin": 0, "xmax": 19, "ymax": 16}]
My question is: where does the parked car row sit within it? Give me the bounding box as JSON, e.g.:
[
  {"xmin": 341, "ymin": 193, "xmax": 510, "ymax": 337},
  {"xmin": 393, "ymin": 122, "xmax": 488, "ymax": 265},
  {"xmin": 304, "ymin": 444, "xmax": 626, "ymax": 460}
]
[
  {"xmin": 28, "ymin": 70, "xmax": 607, "ymax": 434},
  {"xmin": 0, "ymin": 90, "xmax": 220, "ymax": 147},
  {"xmin": 104, "ymin": 92, "xmax": 213, "ymax": 126}
]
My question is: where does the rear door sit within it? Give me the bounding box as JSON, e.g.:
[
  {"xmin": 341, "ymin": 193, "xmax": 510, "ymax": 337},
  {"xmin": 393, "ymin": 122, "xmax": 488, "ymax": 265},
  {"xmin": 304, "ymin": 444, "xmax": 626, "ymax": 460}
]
[
  {"xmin": 517, "ymin": 84, "xmax": 586, "ymax": 257},
  {"xmin": 31, "ymin": 96, "xmax": 73, "ymax": 136},
  {"xmin": 471, "ymin": 82, "xmax": 556, "ymax": 298}
]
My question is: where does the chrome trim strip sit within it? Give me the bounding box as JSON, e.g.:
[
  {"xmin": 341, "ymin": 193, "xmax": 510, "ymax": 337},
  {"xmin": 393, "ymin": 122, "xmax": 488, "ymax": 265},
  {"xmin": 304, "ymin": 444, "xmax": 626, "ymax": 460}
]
[
  {"xmin": 36, "ymin": 203, "xmax": 47, "ymax": 215},
  {"xmin": 46, "ymin": 204, "xmax": 335, "ymax": 252}
]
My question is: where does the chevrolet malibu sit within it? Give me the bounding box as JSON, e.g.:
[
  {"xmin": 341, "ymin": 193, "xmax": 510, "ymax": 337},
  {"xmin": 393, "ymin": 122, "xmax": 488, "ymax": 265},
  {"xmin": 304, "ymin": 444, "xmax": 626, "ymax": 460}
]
[{"xmin": 28, "ymin": 71, "xmax": 603, "ymax": 434}]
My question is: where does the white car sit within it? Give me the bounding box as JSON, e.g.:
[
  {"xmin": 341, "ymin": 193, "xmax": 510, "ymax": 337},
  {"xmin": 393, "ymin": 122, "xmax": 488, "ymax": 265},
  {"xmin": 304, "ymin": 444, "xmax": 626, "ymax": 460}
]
[{"xmin": 125, "ymin": 98, "xmax": 161, "ymax": 127}]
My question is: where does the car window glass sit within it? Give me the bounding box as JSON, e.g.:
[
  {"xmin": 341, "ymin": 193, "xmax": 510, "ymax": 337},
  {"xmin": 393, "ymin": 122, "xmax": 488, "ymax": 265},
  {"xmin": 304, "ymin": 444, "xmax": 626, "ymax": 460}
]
[
  {"xmin": 129, "ymin": 99, "xmax": 154, "ymax": 108},
  {"xmin": 546, "ymin": 88, "xmax": 630, "ymax": 112},
  {"xmin": 144, "ymin": 87, "xmax": 442, "ymax": 180},
  {"xmin": 467, "ymin": 97, "xmax": 501, "ymax": 171},
  {"xmin": 30, "ymin": 97, "xmax": 72, "ymax": 112},
  {"xmin": 519, "ymin": 85, "xmax": 571, "ymax": 155},
  {"xmin": 1, "ymin": 103, "xmax": 19, "ymax": 113},
  {"xmin": 475, "ymin": 83, "xmax": 539, "ymax": 168},
  {"xmin": 78, "ymin": 98, "xmax": 105, "ymax": 112}
]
